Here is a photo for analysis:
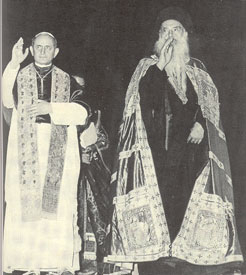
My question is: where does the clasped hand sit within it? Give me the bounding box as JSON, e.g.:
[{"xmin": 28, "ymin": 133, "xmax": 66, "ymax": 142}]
[
  {"xmin": 187, "ymin": 122, "xmax": 204, "ymax": 144},
  {"xmin": 27, "ymin": 100, "xmax": 52, "ymax": 117}
]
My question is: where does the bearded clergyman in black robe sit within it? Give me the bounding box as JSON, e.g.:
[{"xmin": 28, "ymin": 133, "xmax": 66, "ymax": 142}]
[{"xmin": 107, "ymin": 7, "xmax": 243, "ymax": 275}]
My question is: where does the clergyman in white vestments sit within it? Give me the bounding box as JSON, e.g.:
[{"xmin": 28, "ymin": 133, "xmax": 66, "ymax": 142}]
[{"xmin": 2, "ymin": 32, "xmax": 90, "ymax": 274}]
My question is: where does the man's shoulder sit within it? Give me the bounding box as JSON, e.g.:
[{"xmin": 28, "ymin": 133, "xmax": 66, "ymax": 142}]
[
  {"xmin": 189, "ymin": 57, "xmax": 207, "ymax": 72},
  {"xmin": 53, "ymin": 65, "xmax": 70, "ymax": 77},
  {"xmin": 19, "ymin": 63, "xmax": 34, "ymax": 73},
  {"xmin": 138, "ymin": 56, "xmax": 157, "ymax": 65},
  {"xmin": 135, "ymin": 56, "xmax": 157, "ymax": 73}
]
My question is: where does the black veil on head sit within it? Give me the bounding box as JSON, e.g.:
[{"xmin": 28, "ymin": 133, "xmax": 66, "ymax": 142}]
[
  {"xmin": 155, "ymin": 7, "xmax": 193, "ymax": 34},
  {"xmin": 145, "ymin": 6, "xmax": 193, "ymax": 56}
]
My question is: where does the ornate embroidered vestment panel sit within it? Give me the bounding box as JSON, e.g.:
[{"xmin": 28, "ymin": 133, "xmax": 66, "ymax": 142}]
[{"xmin": 17, "ymin": 63, "xmax": 70, "ymax": 222}]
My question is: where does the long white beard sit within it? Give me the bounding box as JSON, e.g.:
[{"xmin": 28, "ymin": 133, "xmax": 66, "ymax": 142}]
[{"xmin": 154, "ymin": 33, "xmax": 190, "ymax": 103}]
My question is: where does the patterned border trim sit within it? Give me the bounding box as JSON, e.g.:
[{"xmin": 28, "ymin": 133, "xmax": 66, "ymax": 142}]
[
  {"xmin": 209, "ymin": 151, "xmax": 225, "ymax": 170},
  {"xmin": 216, "ymin": 126, "xmax": 226, "ymax": 141},
  {"xmin": 226, "ymin": 174, "xmax": 232, "ymax": 187},
  {"xmin": 42, "ymin": 66, "xmax": 70, "ymax": 218},
  {"xmin": 17, "ymin": 63, "xmax": 41, "ymax": 222},
  {"xmin": 171, "ymin": 163, "xmax": 237, "ymax": 265},
  {"xmin": 17, "ymin": 64, "xmax": 70, "ymax": 221},
  {"xmin": 186, "ymin": 65, "xmax": 220, "ymax": 128},
  {"xmin": 119, "ymin": 144, "xmax": 148, "ymax": 159},
  {"xmin": 208, "ymin": 151, "xmax": 232, "ymax": 188},
  {"xmin": 111, "ymin": 172, "xmax": 117, "ymax": 183}
]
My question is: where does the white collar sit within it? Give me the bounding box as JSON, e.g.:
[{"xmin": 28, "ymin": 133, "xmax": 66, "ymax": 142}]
[{"xmin": 35, "ymin": 62, "xmax": 52, "ymax": 68}]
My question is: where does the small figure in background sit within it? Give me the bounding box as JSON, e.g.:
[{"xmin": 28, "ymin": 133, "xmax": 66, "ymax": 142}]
[{"xmin": 72, "ymin": 75, "xmax": 111, "ymax": 275}]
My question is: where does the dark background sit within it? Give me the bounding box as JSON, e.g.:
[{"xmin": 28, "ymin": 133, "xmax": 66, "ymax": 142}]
[{"xmin": 2, "ymin": 0, "xmax": 246, "ymax": 268}]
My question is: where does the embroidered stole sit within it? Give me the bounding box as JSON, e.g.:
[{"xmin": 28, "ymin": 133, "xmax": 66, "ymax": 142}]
[{"xmin": 17, "ymin": 63, "xmax": 70, "ymax": 222}]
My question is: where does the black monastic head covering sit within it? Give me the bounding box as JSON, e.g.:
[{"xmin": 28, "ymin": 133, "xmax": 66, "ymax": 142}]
[
  {"xmin": 155, "ymin": 7, "xmax": 193, "ymax": 34},
  {"xmin": 145, "ymin": 6, "xmax": 193, "ymax": 56}
]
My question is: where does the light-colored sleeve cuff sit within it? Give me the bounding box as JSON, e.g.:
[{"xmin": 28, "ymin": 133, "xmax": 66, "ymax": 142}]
[
  {"xmin": 2, "ymin": 62, "xmax": 20, "ymax": 108},
  {"xmin": 50, "ymin": 102, "xmax": 88, "ymax": 126}
]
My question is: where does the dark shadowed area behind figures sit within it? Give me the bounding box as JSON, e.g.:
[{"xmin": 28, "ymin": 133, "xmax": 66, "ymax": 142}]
[{"xmin": 2, "ymin": 0, "xmax": 246, "ymax": 273}]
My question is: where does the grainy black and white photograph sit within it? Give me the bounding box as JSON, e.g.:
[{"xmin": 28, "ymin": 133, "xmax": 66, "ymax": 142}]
[{"xmin": 1, "ymin": 0, "xmax": 246, "ymax": 274}]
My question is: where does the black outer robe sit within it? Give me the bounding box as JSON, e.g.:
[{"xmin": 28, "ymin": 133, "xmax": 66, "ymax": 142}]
[{"xmin": 138, "ymin": 64, "xmax": 208, "ymax": 242}]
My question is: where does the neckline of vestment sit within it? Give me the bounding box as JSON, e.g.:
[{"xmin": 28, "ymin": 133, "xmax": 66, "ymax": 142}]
[{"xmin": 34, "ymin": 63, "xmax": 54, "ymax": 80}]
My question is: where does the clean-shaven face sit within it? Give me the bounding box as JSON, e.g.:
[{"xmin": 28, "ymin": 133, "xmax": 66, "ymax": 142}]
[{"xmin": 31, "ymin": 34, "xmax": 58, "ymax": 65}]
